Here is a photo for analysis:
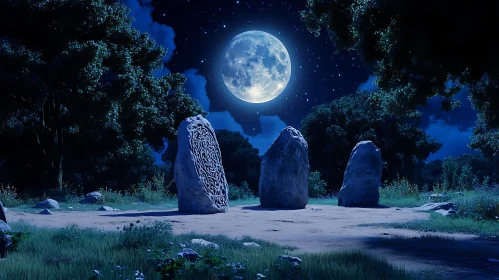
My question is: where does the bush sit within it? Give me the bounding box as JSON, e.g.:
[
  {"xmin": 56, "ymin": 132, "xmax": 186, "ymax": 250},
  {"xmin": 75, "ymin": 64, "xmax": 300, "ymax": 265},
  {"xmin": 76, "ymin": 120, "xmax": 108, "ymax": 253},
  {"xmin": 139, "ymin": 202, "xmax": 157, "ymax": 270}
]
[
  {"xmin": 119, "ymin": 220, "xmax": 173, "ymax": 249},
  {"xmin": 455, "ymin": 189, "xmax": 499, "ymax": 221},
  {"xmin": 228, "ymin": 181, "xmax": 254, "ymax": 200},
  {"xmin": 308, "ymin": 171, "xmax": 327, "ymax": 198},
  {"xmin": 97, "ymin": 187, "xmax": 135, "ymax": 204},
  {"xmin": 132, "ymin": 174, "xmax": 176, "ymax": 204},
  {"xmin": 0, "ymin": 184, "xmax": 22, "ymax": 207},
  {"xmin": 380, "ymin": 176, "xmax": 419, "ymax": 199}
]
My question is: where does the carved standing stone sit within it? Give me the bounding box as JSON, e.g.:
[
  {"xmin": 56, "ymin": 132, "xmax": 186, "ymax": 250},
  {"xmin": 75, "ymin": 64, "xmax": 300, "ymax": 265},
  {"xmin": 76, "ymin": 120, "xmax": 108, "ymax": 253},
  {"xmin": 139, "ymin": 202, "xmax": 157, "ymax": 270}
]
[
  {"xmin": 174, "ymin": 115, "xmax": 229, "ymax": 214},
  {"xmin": 0, "ymin": 200, "xmax": 6, "ymax": 224},
  {"xmin": 338, "ymin": 140, "xmax": 382, "ymax": 207},
  {"xmin": 259, "ymin": 126, "xmax": 309, "ymax": 209}
]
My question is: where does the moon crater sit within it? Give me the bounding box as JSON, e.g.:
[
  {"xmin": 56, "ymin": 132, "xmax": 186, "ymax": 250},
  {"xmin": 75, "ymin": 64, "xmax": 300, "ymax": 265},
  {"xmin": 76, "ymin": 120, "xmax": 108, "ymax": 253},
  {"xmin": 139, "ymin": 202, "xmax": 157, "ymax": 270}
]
[{"xmin": 221, "ymin": 30, "xmax": 291, "ymax": 103}]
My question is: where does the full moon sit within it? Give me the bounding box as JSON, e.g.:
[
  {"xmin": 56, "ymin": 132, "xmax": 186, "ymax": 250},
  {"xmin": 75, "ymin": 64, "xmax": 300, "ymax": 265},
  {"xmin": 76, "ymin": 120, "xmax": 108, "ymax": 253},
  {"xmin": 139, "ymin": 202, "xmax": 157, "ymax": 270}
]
[{"xmin": 220, "ymin": 30, "xmax": 291, "ymax": 103}]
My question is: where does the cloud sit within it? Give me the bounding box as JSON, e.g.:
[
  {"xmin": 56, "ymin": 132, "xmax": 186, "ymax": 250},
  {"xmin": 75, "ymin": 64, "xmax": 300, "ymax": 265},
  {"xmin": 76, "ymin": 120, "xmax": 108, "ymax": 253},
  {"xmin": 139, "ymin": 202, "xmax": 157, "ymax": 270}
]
[
  {"xmin": 357, "ymin": 75, "xmax": 377, "ymax": 92},
  {"xmin": 425, "ymin": 117, "xmax": 477, "ymax": 161},
  {"xmin": 121, "ymin": 0, "xmax": 176, "ymax": 62},
  {"xmin": 207, "ymin": 112, "xmax": 288, "ymax": 155},
  {"xmin": 183, "ymin": 69, "xmax": 210, "ymax": 111}
]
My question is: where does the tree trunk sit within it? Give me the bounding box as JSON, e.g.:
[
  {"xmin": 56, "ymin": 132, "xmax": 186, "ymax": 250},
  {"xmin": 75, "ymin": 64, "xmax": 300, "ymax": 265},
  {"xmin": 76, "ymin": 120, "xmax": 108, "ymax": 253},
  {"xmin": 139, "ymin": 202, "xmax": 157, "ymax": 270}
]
[{"xmin": 50, "ymin": 128, "xmax": 64, "ymax": 191}]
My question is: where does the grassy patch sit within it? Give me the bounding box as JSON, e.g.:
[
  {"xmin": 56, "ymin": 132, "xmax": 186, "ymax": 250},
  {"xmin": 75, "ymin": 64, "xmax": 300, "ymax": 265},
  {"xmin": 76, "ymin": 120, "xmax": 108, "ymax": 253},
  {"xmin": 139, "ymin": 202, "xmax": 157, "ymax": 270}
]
[
  {"xmin": 361, "ymin": 212, "xmax": 499, "ymax": 238},
  {"xmin": 1, "ymin": 221, "xmax": 443, "ymax": 280}
]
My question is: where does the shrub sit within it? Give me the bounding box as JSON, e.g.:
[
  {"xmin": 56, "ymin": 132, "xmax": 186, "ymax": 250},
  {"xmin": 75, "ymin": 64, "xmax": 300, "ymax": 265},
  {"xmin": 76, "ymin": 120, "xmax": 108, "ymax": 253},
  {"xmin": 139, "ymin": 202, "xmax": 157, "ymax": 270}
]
[
  {"xmin": 119, "ymin": 220, "xmax": 173, "ymax": 249},
  {"xmin": 0, "ymin": 184, "xmax": 22, "ymax": 207},
  {"xmin": 228, "ymin": 181, "xmax": 254, "ymax": 200},
  {"xmin": 455, "ymin": 190, "xmax": 499, "ymax": 221},
  {"xmin": 380, "ymin": 176, "xmax": 419, "ymax": 199},
  {"xmin": 132, "ymin": 174, "xmax": 175, "ymax": 204},
  {"xmin": 308, "ymin": 171, "xmax": 327, "ymax": 198},
  {"xmin": 97, "ymin": 187, "xmax": 134, "ymax": 204}
]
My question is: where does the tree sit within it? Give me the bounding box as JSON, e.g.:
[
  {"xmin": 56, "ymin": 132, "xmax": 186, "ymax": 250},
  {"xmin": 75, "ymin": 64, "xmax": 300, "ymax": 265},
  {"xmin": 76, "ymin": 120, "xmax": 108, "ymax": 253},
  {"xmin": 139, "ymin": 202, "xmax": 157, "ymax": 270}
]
[
  {"xmin": 301, "ymin": 93, "xmax": 441, "ymax": 191},
  {"xmin": 0, "ymin": 0, "xmax": 205, "ymax": 192},
  {"xmin": 162, "ymin": 129, "xmax": 261, "ymax": 194},
  {"xmin": 300, "ymin": 0, "xmax": 499, "ymax": 157}
]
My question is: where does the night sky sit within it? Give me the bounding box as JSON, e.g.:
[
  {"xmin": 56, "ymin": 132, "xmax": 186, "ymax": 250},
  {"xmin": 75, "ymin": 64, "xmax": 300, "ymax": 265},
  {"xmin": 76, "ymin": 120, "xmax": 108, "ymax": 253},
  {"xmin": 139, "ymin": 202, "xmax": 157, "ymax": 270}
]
[{"xmin": 121, "ymin": 0, "xmax": 478, "ymax": 162}]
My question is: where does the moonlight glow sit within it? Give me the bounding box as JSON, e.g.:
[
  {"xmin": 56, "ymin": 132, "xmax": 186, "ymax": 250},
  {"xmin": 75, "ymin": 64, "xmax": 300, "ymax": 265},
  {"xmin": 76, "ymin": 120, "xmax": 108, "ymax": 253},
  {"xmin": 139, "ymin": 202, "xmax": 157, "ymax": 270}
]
[{"xmin": 220, "ymin": 30, "xmax": 291, "ymax": 103}]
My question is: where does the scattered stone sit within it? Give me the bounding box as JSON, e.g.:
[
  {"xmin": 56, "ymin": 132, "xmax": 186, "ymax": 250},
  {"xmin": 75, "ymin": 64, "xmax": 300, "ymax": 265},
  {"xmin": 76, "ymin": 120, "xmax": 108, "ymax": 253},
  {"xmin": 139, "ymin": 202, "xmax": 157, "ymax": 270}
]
[
  {"xmin": 256, "ymin": 273, "xmax": 266, "ymax": 278},
  {"xmin": 39, "ymin": 209, "xmax": 53, "ymax": 215},
  {"xmin": 310, "ymin": 207, "xmax": 322, "ymax": 211},
  {"xmin": 488, "ymin": 258, "xmax": 499, "ymax": 263},
  {"xmin": 259, "ymin": 126, "xmax": 309, "ymax": 209},
  {"xmin": 0, "ymin": 221, "xmax": 11, "ymax": 233},
  {"xmin": 0, "ymin": 200, "xmax": 6, "ymax": 223},
  {"xmin": 415, "ymin": 202, "xmax": 456, "ymax": 211},
  {"xmin": 177, "ymin": 248, "xmax": 202, "ymax": 261},
  {"xmin": 455, "ymin": 191, "xmax": 464, "ymax": 196},
  {"xmin": 174, "ymin": 115, "xmax": 229, "ymax": 214},
  {"xmin": 338, "ymin": 141, "xmax": 382, "ymax": 207},
  {"xmin": 191, "ymin": 238, "xmax": 219, "ymax": 250},
  {"xmin": 35, "ymin": 199, "xmax": 59, "ymax": 209},
  {"xmin": 435, "ymin": 209, "xmax": 456, "ymax": 216},
  {"xmin": 67, "ymin": 206, "xmax": 73, "ymax": 209},
  {"xmin": 99, "ymin": 206, "xmax": 114, "ymax": 211},
  {"xmin": 81, "ymin": 192, "xmax": 102, "ymax": 204},
  {"xmin": 279, "ymin": 255, "xmax": 302, "ymax": 263},
  {"xmin": 243, "ymin": 242, "xmax": 261, "ymax": 248}
]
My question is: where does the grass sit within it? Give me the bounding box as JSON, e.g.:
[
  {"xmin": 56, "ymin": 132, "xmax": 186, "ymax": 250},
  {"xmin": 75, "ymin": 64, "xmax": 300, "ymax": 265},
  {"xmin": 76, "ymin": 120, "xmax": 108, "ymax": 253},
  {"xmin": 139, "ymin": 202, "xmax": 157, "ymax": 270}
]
[{"xmin": 1, "ymin": 221, "xmax": 444, "ymax": 280}]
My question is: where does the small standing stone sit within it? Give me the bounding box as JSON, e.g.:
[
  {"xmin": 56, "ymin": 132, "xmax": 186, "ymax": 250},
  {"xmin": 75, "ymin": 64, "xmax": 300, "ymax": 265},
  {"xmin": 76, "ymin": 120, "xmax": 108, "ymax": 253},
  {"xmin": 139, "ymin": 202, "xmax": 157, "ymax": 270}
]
[{"xmin": 39, "ymin": 209, "xmax": 53, "ymax": 215}]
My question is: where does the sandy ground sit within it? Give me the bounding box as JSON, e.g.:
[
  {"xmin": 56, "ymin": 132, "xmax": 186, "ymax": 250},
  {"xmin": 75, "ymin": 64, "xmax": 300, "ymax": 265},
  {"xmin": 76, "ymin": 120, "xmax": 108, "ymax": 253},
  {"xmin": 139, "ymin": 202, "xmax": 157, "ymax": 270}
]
[{"xmin": 7, "ymin": 204, "xmax": 499, "ymax": 280}]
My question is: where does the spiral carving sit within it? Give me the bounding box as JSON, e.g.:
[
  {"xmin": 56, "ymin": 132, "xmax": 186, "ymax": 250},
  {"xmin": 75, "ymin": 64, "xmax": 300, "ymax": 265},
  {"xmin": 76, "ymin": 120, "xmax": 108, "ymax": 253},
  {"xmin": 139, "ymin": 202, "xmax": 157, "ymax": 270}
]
[{"xmin": 189, "ymin": 124, "xmax": 228, "ymax": 208}]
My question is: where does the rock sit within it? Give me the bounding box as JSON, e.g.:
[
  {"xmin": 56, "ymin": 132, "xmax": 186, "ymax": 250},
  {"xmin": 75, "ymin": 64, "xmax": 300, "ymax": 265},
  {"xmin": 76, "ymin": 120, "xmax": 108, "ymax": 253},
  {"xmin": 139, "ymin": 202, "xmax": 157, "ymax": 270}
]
[
  {"xmin": 243, "ymin": 242, "xmax": 261, "ymax": 247},
  {"xmin": 98, "ymin": 206, "xmax": 114, "ymax": 211},
  {"xmin": 35, "ymin": 199, "xmax": 59, "ymax": 209},
  {"xmin": 256, "ymin": 273, "xmax": 266, "ymax": 278},
  {"xmin": 174, "ymin": 115, "xmax": 229, "ymax": 214},
  {"xmin": 0, "ymin": 200, "xmax": 6, "ymax": 223},
  {"xmin": 177, "ymin": 248, "xmax": 202, "ymax": 261},
  {"xmin": 0, "ymin": 221, "xmax": 11, "ymax": 233},
  {"xmin": 455, "ymin": 191, "xmax": 464, "ymax": 196},
  {"xmin": 191, "ymin": 238, "xmax": 219, "ymax": 250},
  {"xmin": 415, "ymin": 202, "xmax": 456, "ymax": 211},
  {"xmin": 81, "ymin": 192, "xmax": 102, "ymax": 204},
  {"xmin": 279, "ymin": 255, "xmax": 302, "ymax": 263},
  {"xmin": 435, "ymin": 209, "xmax": 456, "ymax": 216},
  {"xmin": 338, "ymin": 141, "xmax": 382, "ymax": 207},
  {"xmin": 429, "ymin": 193, "xmax": 448, "ymax": 201},
  {"xmin": 39, "ymin": 209, "xmax": 53, "ymax": 215},
  {"xmin": 488, "ymin": 258, "xmax": 499, "ymax": 263},
  {"xmin": 259, "ymin": 126, "xmax": 309, "ymax": 209}
]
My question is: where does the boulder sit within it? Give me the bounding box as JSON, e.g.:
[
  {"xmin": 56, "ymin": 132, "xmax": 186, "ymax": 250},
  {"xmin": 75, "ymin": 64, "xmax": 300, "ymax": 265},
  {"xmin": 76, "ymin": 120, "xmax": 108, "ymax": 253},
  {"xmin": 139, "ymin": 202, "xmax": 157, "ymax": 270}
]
[
  {"xmin": 243, "ymin": 242, "xmax": 260, "ymax": 248},
  {"xmin": 0, "ymin": 221, "xmax": 11, "ymax": 233},
  {"xmin": 81, "ymin": 192, "xmax": 102, "ymax": 204},
  {"xmin": 35, "ymin": 199, "xmax": 59, "ymax": 209},
  {"xmin": 174, "ymin": 115, "xmax": 229, "ymax": 214},
  {"xmin": 177, "ymin": 248, "xmax": 202, "ymax": 261},
  {"xmin": 415, "ymin": 202, "xmax": 456, "ymax": 211},
  {"xmin": 39, "ymin": 209, "xmax": 53, "ymax": 215},
  {"xmin": 98, "ymin": 206, "xmax": 114, "ymax": 211},
  {"xmin": 338, "ymin": 141, "xmax": 382, "ymax": 207},
  {"xmin": 259, "ymin": 126, "xmax": 309, "ymax": 209}
]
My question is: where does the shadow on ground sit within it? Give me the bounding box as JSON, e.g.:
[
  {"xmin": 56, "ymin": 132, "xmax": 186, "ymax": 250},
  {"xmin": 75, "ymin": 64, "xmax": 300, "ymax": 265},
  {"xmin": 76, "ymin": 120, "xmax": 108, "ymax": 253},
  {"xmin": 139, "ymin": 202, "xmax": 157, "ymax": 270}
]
[
  {"xmin": 100, "ymin": 210, "xmax": 193, "ymax": 217},
  {"xmin": 362, "ymin": 234, "xmax": 499, "ymax": 279}
]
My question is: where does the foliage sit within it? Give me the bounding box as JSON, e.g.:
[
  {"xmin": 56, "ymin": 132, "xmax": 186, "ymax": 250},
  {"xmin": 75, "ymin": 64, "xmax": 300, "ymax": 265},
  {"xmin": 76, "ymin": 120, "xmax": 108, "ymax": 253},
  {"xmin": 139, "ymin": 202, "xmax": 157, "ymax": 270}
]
[
  {"xmin": 308, "ymin": 171, "xmax": 327, "ymax": 198},
  {"xmin": 0, "ymin": 184, "xmax": 22, "ymax": 207},
  {"xmin": 119, "ymin": 220, "xmax": 173, "ymax": 250},
  {"xmin": 132, "ymin": 173, "xmax": 175, "ymax": 204},
  {"xmin": 440, "ymin": 154, "xmax": 495, "ymax": 191},
  {"xmin": 380, "ymin": 177, "xmax": 419, "ymax": 199},
  {"xmin": 300, "ymin": 0, "xmax": 499, "ymax": 157},
  {"xmin": 301, "ymin": 93, "xmax": 441, "ymax": 191},
  {"xmin": 163, "ymin": 129, "xmax": 261, "ymax": 194},
  {"xmin": 0, "ymin": 0, "xmax": 205, "ymax": 194},
  {"xmin": 150, "ymin": 248, "xmax": 246, "ymax": 280},
  {"xmin": 454, "ymin": 186, "xmax": 499, "ymax": 221},
  {"xmin": 228, "ymin": 181, "xmax": 254, "ymax": 201}
]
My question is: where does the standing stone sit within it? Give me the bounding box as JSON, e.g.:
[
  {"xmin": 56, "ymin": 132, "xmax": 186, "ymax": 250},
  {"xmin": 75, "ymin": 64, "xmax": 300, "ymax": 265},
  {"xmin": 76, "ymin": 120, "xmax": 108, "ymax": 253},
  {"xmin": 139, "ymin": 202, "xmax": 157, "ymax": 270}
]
[
  {"xmin": 0, "ymin": 200, "xmax": 6, "ymax": 223},
  {"xmin": 338, "ymin": 141, "xmax": 382, "ymax": 207},
  {"xmin": 259, "ymin": 126, "xmax": 309, "ymax": 209},
  {"xmin": 174, "ymin": 115, "xmax": 229, "ymax": 214}
]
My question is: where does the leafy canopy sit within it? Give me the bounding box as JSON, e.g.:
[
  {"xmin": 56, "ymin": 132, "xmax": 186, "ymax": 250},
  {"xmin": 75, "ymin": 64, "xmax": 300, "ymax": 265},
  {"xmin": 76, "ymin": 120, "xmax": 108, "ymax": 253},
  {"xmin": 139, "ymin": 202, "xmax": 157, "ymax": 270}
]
[{"xmin": 300, "ymin": 0, "xmax": 499, "ymax": 156}]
